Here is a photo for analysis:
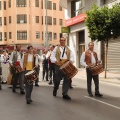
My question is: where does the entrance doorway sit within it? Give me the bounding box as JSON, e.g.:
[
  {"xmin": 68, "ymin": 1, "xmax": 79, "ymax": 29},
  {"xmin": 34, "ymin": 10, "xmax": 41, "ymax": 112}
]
[{"xmin": 78, "ymin": 30, "xmax": 85, "ymax": 68}]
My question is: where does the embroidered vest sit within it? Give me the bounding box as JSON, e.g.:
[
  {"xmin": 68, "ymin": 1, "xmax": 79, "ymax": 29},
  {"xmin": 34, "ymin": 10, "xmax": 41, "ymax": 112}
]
[
  {"xmin": 85, "ymin": 50, "xmax": 98, "ymax": 66},
  {"xmin": 23, "ymin": 53, "xmax": 35, "ymax": 70},
  {"xmin": 56, "ymin": 46, "xmax": 70, "ymax": 63}
]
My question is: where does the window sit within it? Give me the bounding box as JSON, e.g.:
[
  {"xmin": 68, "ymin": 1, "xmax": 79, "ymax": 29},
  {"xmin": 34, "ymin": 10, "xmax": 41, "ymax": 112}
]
[
  {"xmin": 45, "ymin": 1, "xmax": 52, "ymax": 10},
  {"xmin": 36, "ymin": 16, "xmax": 39, "ymax": 23},
  {"xmin": 16, "ymin": 0, "xmax": 26, "ymax": 7},
  {"xmin": 36, "ymin": 31, "xmax": 40, "ymax": 39},
  {"xmin": 60, "ymin": 33, "xmax": 62, "ymax": 38},
  {"xmin": 0, "ymin": 17, "xmax": 2, "ymax": 26},
  {"xmin": 0, "ymin": 1, "xmax": 2, "ymax": 10},
  {"xmin": 53, "ymin": 33, "xmax": 57, "ymax": 40},
  {"xmin": 41, "ymin": 0, "xmax": 43, "ymax": 9},
  {"xmin": 0, "ymin": 32, "xmax": 2, "ymax": 41},
  {"xmin": 8, "ymin": 0, "xmax": 11, "ymax": 8},
  {"xmin": 35, "ymin": 0, "xmax": 39, "ymax": 7},
  {"xmin": 4, "ymin": 1, "xmax": 6, "ymax": 10},
  {"xmin": 48, "ymin": 32, "xmax": 52, "ymax": 40},
  {"xmin": 17, "ymin": 31, "xmax": 27, "ymax": 40},
  {"xmin": 9, "ymin": 32, "xmax": 12, "ymax": 39},
  {"xmin": 17, "ymin": 14, "xmax": 27, "ymax": 23},
  {"xmin": 9, "ymin": 16, "xmax": 11, "ymax": 23},
  {"xmin": 53, "ymin": 18, "xmax": 56, "ymax": 25},
  {"xmin": 45, "ymin": 16, "xmax": 52, "ymax": 25},
  {"xmin": 53, "ymin": 3, "xmax": 56, "ymax": 10},
  {"xmin": 59, "ymin": 5, "xmax": 62, "ymax": 11},
  {"xmin": 4, "ymin": 17, "xmax": 6, "ymax": 25},
  {"xmin": 59, "ymin": 19, "xmax": 62, "ymax": 25},
  {"xmin": 4, "ymin": 32, "xmax": 7, "ymax": 41},
  {"xmin": 42, "ymin": 32, "xmax": 44, "ymax": 40},
  {"xmin": 42, "ymin": 16, "xmax": 43, "ymax": 24}
]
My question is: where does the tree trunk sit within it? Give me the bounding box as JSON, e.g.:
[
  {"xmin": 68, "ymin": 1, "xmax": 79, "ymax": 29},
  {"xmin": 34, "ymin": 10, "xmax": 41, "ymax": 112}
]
[{"xmin": 105, "ymin": 39, "xmax": 108, "ymax": 78}]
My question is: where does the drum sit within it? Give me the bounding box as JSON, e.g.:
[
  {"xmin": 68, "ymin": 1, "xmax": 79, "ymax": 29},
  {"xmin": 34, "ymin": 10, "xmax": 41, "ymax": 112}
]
[
  {"xmin": 25, "ymin": 70, "xmax": 38, "ymax": 85},
  {"xmin": 60, "ymin": 61, "xmax": 78, "ymax": 79},
  {"xmin": 89, "ymin": 64, "xmax": 104, "ymax": 76}
]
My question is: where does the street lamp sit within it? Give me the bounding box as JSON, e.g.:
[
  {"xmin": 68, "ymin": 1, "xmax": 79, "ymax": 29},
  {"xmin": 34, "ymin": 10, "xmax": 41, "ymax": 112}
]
[{"xmin": 45, "ymin": 0, "xmax": 48, "ymax": 48}]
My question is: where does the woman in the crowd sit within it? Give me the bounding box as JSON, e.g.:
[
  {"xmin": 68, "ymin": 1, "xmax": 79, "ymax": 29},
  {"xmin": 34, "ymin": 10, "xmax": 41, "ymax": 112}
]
[{"xmin": 1, "ymin": 49, "xmax": 9, "ymax": 84}]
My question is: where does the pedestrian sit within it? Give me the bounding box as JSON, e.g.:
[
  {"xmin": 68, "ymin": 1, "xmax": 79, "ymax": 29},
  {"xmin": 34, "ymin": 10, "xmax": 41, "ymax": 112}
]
[
  {"xmin": 33, "ymin": 48, "xmax": 41, "ymax": 87},
  {"xmin": 47, "ymin": 45, "xmax": 56, "ymax": 85},
  {"xmin": 1, "ymin": 49, "xmax": 9, "ymax": 83},
  {"xmin": 22, "ymin": 45, "xmax": 40, "ymax": 104},
  {"xmin": 80, "ymin": 42, "xmax": 103, "ymax": 97},
  {"xmin": 50, "ymin": 37, "xmax": 74, "ymax": 100},
  {"xmin": 9, "ymin": 44, "xmax": 25, "ymax": 94},
  {"xmin": 41, "ymin": 50, "xmax": 49, "ymax": 81}
]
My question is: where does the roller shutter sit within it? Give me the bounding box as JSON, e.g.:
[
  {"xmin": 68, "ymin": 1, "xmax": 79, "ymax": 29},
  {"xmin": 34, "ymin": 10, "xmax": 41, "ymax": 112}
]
[{"xmin": 107, "ymin": 39, "xmax": 120, "ymax": 70}]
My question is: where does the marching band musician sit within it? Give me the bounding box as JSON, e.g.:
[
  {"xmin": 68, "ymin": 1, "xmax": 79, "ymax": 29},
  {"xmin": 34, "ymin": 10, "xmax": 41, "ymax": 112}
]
[
  {"xmin": 50, "ymin": 37, "xmax": 74, "ymax": 100},
  {"xmin": 22, "ymin": 45, "xmax": 40, "ymax": 104},
  {"xmin": 9, "ymin": 44, "xmax": 25, "ymax": 94},
  {"xmin": 80, "ymin": 42, "xmax": 103, "ymax": 97}
]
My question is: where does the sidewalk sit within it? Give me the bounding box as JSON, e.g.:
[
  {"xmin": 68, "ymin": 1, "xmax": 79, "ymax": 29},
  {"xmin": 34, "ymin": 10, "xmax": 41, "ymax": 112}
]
[{"xmin": 75, "ymin": 69, "xmax": 120, "ymax": 85}]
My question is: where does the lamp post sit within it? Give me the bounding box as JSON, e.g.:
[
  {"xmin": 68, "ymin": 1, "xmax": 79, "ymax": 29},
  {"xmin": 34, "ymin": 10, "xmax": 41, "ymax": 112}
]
[{"xmin": 45, "ymin": 0, "xmax": 48, "ymax": 48}]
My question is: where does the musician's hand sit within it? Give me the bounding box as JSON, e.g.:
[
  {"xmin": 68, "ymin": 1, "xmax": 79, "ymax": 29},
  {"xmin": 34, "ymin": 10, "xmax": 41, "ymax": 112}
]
[
  {"xmin": 97, "ymin": 60, "xmax": 101, "ymax": 63},
  {"xmin": 86, "ymin": 65, "xmax": 90, "ymax": 68},
  {"xmin": 55, "ymin": 61, "xmax": 58, "ymax": 65}
]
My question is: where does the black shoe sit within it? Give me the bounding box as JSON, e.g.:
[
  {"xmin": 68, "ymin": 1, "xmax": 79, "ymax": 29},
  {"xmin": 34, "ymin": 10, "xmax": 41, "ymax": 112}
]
[
  {"xmin": 69, "ymin": 86, "xmax": 73, "ymax": 89},
  {"xmin": 49, "ymin": 82, "xmax": 52, "ymax": 85},
  {"xmin": 53, "ymin": 89, "xmax": 57, "ymax": 96},
  {"xmin": 63, "ymin": 95, "xmax": 71, "ymax": 100},
  {"xmin": 89, "ymin": 93, "xmax": 93, "ymax": 97},
  {"xmin": 35, "ymin": 84, "xmax": 39, "ymax": 87},
  {"xmin": 0, "ymin": 87, "xmax": 2, "ymax": 90},
  {"xmin": 12, "ymin": 89, "xmax": 16, "ymax": 93},
  {"xmin": 26, "ymin": 101, "xmax": 31, "ymax": 104},
  {"xmin": 30, "ymin": 99, "xmax": 33, "ymax": 102},
  {"xmin": 20, "ymin": 91, "xmax": 25, "ymax": 94},
  {"xmin": 95, "ymin": 93, "xmax": 103, "ymax": 97}
]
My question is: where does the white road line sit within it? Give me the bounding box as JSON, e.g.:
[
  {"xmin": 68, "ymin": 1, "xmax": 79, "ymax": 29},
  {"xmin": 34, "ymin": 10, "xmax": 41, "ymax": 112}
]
[{"xmin": 85, "ymin": 96, "xmax": 120, "ymax": 110}]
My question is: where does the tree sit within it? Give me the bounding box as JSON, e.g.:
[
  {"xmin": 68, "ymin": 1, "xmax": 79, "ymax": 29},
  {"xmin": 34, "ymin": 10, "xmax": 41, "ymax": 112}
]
[{"xmin": 85, "ymin": 3, "xmax": 120, "ymax": 78}]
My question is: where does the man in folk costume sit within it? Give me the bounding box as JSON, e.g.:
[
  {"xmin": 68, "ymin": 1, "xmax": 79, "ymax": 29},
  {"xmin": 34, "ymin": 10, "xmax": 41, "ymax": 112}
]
[
  {"xmin": 50, "ymin": 37, "xmax": 74, "ymax": 100},
  {"xmin": 22, "ymin": 45, "xmax": 40, "ymax": 104},
  {"xmin": 9, "ymin": 44, "xmax": 25, "ymax": 94},
  {"xmin": 80, "ymin": 42, "xmax": 103, "ymax": 97}
]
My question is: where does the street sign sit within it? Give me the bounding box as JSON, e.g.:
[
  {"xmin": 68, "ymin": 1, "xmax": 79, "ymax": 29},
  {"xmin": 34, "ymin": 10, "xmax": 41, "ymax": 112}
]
[{"xmin": 61, "ymin": 27, "xmax": 70, "ymax": 33}]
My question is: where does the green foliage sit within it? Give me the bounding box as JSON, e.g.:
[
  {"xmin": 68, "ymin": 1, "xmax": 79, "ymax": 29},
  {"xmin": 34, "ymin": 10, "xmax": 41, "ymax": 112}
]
[{"xmin": 85, "ymin": 3, "xmax": 120, "ymax": 42}]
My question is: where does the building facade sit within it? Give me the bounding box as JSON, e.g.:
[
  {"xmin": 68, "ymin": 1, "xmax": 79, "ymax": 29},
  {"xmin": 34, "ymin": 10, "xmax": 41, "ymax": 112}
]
[
  {"xmin": 60, "ymin": 0, "xmax": 120, "ymax": 71},
  {"xmin": 0, "ymin": 0, "xmax": 65, "ymax": 51}
]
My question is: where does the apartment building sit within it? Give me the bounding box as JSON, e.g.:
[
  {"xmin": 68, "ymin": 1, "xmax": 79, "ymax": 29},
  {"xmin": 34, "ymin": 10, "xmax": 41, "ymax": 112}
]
[
  {"xmin": 60, "ymin": 0, "xmax": 120, "ymax": 70},
  {"xmin": 0, "ymin": 0, "xmax": 65, "ymax": 51}
]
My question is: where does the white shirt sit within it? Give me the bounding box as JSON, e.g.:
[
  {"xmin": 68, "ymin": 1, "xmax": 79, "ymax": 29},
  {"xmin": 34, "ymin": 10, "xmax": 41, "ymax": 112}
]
[
  {"xmin": 50, "ymin": 46, "xmax": 74, "ymax": 63},
  {"xmin": 80, "ymin": 51, "xmax": 96, "ymax": 67},
  {"xmin": 0, "ymin": 54, "xmax": 9, "ymax": 63},
  {"xmin": 22, "ymin": 53, "xmax": 39, "ymax": 67}
]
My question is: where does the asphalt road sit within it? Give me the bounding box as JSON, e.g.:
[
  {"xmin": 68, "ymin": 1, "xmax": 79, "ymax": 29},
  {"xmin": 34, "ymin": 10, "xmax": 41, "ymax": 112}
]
[{"xmin": 0, "ymin": 78, "xmax": 120, "ymax": 120}]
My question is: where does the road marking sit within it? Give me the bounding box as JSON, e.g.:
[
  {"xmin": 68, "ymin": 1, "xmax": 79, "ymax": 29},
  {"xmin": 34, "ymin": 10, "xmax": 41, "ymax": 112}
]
[{"xmin": 85, "ymin": 96, "xmax": 120, "ymax": 110}]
